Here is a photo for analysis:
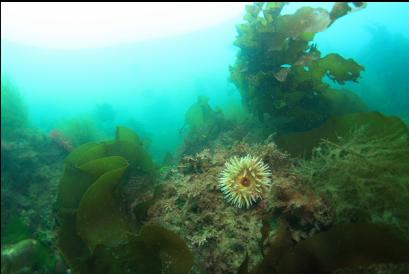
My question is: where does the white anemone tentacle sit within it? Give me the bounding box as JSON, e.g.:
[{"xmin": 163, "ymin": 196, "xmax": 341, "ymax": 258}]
[{"xmin": 219, "ymin": 155, "xmax": 272, "ymax": 208}]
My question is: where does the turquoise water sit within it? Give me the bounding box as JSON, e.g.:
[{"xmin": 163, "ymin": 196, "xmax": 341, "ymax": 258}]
[
  {"xmin": 2, "ymin": 2, "xmax": 408, "ymax": 161},
  {"xmin": 1, "ymin": 18, "xmax": 239, "ymax": 162}
]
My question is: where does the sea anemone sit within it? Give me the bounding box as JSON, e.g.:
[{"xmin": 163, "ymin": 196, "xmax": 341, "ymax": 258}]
[{"xmin": 219, "ymin": 155, "xmax": 272, "ymax": 208}]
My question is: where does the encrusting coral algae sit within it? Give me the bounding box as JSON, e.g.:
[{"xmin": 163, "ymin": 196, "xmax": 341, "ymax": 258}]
[{"xmin": 219, "ymin": 155, "xmax": 272, "ymax": 208}]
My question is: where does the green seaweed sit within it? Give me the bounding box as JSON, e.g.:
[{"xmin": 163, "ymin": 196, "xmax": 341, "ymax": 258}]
[
  {"xmin": 237, "ymin": 253, "xmax": 249, "ymax": 274},
  {"xmin": 106, "ymin": 126, "xmax": 155, "ymax": 176},
  {"xmin": 65, "ymin": 143, "xmax": 107, "ymax": 167},
  {"xmin": 81, "ymin": 225, "xmax": 194, "ymax": 274},
  {"xmin": 56, "ymin": 165, "xmax": 98, "ymax": 210},
  {"xmin": 56, "ymin": 126, "xmax": 153, "ymax": 214},
  {"xmin": 77, "ymin": 165, "xmax": 130, "ymax": 252},
  {"xmin": 139, "ymin": 225, "xmax": 194, "ymax": 274},
  {"xmin": 230, "ymin": 2, "xmax": 367, "ymax": 132},
  {"xmin": 56, "ymin": 127, "xmax": 192, "ymax": 274},
  {"xmin": 58, "ymin": 116, "xmax": 106, "ymax": 147},
  {"xmin": 2, "ymin": 216, "xmax": 31, "ymax": 245},
  {"xmin": 329, "ymin": 2, "xmax": 367, "ymax": 25},
  {"xmin": 1, "ymin": 239, "xmax": 42, "ymax": 274},
  {"xmin": 57, "ymin": 143, "xmax": 113, "ymax": 209},
  {"xmin": 33, "ymin": 241, "xmax": 57, "ymax": 274},
  {"xmin": 277, "ymin": 223, "xmax": 409, "ymax": 273},
  {"xmin": 185, "ymin": 96, "xmax": 207, "ymax": 130},
  {"xmin": 57, "ymin": 211, "xmax": 92, "ymax": 273},
  {"xmin": 132, "ymin": 199, "xmax": 156, "ymax": 225},
  {"xmin": 59, "ymin": 220, "xmax": 193, "ymax": 274},
  {"xmin": 185, "ymin": 96, "xmax": 221, "ymax": 135},
  {"xmin": 276, "ymin": 7, "xmax": 331, "ymax": 40},
  {"xmin": 319, "ymin": 53, "xmax": 365, "ymax": 84},
  {"xmin": 244, "ymin": 221, "xmax": 409, "ymax": 274},
  {"xmin": 83, "ymin": 239, "xmax": 161, "ymax": 274},
  {"xmin": 248, "ymin": 219, "xmax": 293, "ymax": 274},
  {"xmin": 292, "ymin": 116, "xmax": 409, "ymax": 236},
  {"xmin": 183, "ymin": 96, "xmax": 227, "ymax": 154},
  {"xmin": 322, "ymin": 88, "xmax": 368, "ymax": 117},
  {"xmin": 275, "ymin": 112, "xmax": 408, "ymax": 157},
  {"xmin": 115, "ymin": 125, "xmax": 143, "ymax": 147},
  {"xmin": 78, "ymin": 156, "xmax": 128, "ymax": 177}
]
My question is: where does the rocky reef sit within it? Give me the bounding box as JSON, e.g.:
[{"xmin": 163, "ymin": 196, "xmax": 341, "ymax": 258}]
[
  {"xmin": 148, "ymin": 140, "xmax": 332, "ymax": 273},
  {"xmin": 1, "ymin": 80, "xmax": 69, "ymax": 273}
]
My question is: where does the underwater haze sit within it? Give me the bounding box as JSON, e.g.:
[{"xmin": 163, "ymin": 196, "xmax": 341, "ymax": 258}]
[
  {"xmin": 2, "ymin": 2, "xmax": 409, "ymax": 274},
  {"xmin": 1, "ymin": 16, "xmax": 240, "ymax": 161},
  {"xmin": 2, "ymin": 2, "xmax": 408, "ymax": 161}
]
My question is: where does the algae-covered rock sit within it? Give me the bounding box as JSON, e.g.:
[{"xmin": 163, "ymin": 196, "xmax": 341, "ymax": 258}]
[
  {"xmin": 147, "ymin": 140, "xmax": 310, "ymax": 273},
  {"xmin": 1, "ymin": 78, "xmax": 29, "ymax": 139}
]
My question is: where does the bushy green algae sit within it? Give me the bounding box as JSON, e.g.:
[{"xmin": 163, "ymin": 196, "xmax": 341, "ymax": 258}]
[
  {"xmin": 56, "ymin": 126, "xmax": 193, "ymax": 274},
  {"xmin": 290, "ymin": 116, "xmax": 409, "ymax": 237},
  {"xmin": 275, "ymin": 111, "xmax": 408, "ymax": 157},
  {"xmin": 274, "ymin": 111, "xmax": 409, "ymax": 238}
]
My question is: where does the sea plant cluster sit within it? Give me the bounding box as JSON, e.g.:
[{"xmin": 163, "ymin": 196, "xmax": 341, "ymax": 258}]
[
  {"xmin": 293, "ymin": 112, "xmax": 409, "ymax": 237},
  {"xmin": 230, "ymin": 2, "xmax": 367, "ymax": 132},
  {"xmin": 55, "ymin": 126, "xmax": 193, "ymax": 274},
  {"xmin": 182, "ymin": 96, "xmax": 228, "ymax": 155}
]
